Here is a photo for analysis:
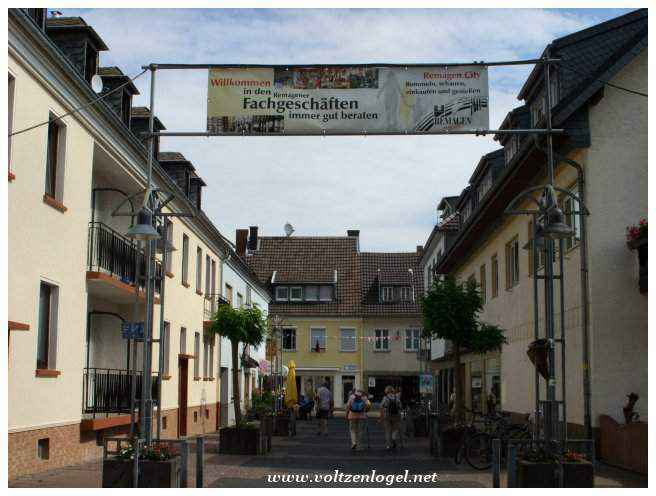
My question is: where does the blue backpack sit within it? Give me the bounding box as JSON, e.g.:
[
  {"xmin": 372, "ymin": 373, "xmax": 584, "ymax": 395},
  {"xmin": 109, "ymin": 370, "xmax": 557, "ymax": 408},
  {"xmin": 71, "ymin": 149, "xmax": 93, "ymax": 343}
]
[{"xmin": 351, "ymin": 395, "xmax": 366, "ymax": 413}]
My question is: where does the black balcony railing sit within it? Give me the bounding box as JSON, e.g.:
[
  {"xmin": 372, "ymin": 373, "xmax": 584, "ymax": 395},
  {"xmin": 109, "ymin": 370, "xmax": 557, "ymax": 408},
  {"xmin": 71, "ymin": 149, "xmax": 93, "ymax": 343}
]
[
  {"xmin": 83, "ymin": 367, "xmax": 159, "ymax": 418},
  {"xmin": 203, "ymin": 293, "xmax": 231, "ymax": 320},
  {"xmin": 87, "ymin": 222, "xmax": 162, "ymax": 293}
]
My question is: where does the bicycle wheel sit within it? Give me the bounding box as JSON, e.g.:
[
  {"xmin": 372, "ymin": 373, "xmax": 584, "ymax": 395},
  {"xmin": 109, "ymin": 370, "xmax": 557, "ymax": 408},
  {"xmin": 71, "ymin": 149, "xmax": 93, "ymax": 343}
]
[{"xmin": 465, "ymin": 433, "xmax": 493, "ymax": 470}]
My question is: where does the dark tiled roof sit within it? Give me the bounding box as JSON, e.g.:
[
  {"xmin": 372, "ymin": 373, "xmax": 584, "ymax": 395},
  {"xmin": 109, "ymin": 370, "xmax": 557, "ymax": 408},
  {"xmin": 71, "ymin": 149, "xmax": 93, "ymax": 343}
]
[
  {"xmin": 360, "ymin": 252, "xmax": 423, "ymax": 316},
  {"xmin": 45, "ymin": 16, "xmax": 109, "ymax": 50},
  {"xmin": 158, "ymin": 151, "xmax": 190, "ymax": 163},
  {"xmin": 246, "ymin": 236, "xmax": 360, "ymax": 316}
]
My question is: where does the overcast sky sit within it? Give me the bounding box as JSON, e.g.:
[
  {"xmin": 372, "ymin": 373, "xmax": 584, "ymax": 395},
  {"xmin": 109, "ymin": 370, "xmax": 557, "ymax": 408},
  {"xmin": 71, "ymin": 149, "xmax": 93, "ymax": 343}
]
[{"xmin": 68, "ymin": 8, "xmax": 629, "ymax": 251}]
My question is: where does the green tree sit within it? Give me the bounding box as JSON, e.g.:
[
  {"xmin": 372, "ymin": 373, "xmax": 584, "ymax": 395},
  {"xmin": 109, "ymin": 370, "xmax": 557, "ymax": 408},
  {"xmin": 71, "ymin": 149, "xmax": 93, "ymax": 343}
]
[
  {"xmin": 421, "ymin": 276, "xmax": 506, "ymax": 422},
  {"xmin": 208, "ymin": 304, "xmax": 268, "ymax": 426}
]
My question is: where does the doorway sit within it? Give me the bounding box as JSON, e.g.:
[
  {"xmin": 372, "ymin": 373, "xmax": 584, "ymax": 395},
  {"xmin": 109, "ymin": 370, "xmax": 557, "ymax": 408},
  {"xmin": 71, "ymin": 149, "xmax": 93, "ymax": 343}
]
[
  {"xmin": 220, "ymin": 367, "xmax": 229, "ymax": 428},
  {"xmin": 342, "ymin": 375, "xmax": 355, "ymax": 404},
  {"xmin": 178, "ymin": 357, "xmax": 189, "ymax": 437}
]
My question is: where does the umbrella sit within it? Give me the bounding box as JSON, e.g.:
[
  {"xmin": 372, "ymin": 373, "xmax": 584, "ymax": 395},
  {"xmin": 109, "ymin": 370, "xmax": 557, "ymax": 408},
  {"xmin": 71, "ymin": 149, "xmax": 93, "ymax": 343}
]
[{"xmin": 285, "ymin": 360, "xmax": 298, "ymax": 408}]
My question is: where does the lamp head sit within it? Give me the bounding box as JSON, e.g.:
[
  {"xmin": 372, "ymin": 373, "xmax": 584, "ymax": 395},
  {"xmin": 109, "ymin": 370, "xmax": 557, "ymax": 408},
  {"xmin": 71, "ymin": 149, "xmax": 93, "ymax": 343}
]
[
  {"xmin": 126, "ymin": 208, "xmax": 160, "ymax": 241},
  {"xmin": 541, "ymin": 206, "xmax": 574, "ymax": 239}
]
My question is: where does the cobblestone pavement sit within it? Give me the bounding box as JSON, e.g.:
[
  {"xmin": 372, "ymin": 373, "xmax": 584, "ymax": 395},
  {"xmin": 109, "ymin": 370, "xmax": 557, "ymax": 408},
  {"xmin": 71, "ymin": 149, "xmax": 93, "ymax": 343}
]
[{"xmin": 9, "ymin": 416, "xmax": 647, "ymax": 488}]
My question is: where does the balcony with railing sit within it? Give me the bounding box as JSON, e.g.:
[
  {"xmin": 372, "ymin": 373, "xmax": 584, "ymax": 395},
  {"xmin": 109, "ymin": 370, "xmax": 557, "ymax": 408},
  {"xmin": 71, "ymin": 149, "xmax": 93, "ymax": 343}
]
[
  {"xmin": 83, "ymin": 367, "xmax": 159, "ymax": 417},
  {"xmin": 87, "ymin": 221, "xmax": 162, "ymax": 304}
]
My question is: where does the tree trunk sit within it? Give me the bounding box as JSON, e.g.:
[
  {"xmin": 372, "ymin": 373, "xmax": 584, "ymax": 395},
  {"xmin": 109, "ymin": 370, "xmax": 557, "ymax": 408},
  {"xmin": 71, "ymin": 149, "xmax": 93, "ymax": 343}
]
[
  {"xmin": 231, "ymin": 339, "xmax": 242, "ymax": 426},
  {"xmin": 453, "ymin": 342, "xmax": 464, "ymax": 424}
]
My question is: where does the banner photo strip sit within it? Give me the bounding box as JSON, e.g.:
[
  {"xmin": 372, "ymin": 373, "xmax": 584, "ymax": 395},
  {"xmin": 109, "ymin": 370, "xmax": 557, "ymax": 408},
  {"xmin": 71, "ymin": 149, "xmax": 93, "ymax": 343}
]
[{"xmin": 206, "ymin": 65, "xmax": 489, "ymax": 135}]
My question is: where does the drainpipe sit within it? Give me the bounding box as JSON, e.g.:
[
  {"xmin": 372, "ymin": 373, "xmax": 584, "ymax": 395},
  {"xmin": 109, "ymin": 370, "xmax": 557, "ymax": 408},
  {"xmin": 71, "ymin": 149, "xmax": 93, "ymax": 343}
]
[{"xmin": 533, "ymin": 137, "xmax": 593, "ymax": 440}]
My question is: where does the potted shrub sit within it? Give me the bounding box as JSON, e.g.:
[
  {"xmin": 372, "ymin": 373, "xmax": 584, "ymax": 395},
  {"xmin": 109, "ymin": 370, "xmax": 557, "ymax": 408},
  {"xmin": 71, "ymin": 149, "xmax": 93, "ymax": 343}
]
[
  {"xmin": 626, "ymin": 219, "xmax": 647, "ymax": 293},
  {"xmin": 208, "ymin": 305, "xmax": 269, "ymax": 455},
  {"xmin": 102, "ymin": 443, "xmax": 181, "ymax": 488},
  {"xmin": 517, "ymin": 447, "xmax": 593, "ymax": 488}
]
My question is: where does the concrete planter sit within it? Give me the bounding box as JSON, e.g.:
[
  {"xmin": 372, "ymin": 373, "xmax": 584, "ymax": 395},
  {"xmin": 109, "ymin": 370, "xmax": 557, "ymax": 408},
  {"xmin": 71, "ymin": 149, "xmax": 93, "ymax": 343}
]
[
  {"xmin": 219, "ymin": 426, "xmax": 264, "ymax": 455},
  {"xmin": 102, "ymin": 456, "xmax": 181, "ymax": 488},
  {"xmin": 517, "ymin": 460, "xmax": 593, "ymax": 488}
]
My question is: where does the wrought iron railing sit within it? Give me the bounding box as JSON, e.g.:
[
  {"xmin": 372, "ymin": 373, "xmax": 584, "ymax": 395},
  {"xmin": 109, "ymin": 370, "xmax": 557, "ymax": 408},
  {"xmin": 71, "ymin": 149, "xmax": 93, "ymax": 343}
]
[
  {"xmin": 83, "ymin": 367, "xmax": 159, "ymax": 418},
  {"xmin": 203, "ymin": 293, "xmax": 230, "ymax": 321},
  {"xmin": 87, "ymin": 222, "xmax": 162, "ymax": 293}
]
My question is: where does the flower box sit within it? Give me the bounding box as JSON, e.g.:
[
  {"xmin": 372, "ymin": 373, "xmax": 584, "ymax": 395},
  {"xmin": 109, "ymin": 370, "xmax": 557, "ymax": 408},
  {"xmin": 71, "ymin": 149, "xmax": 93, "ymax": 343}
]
[
  {"xmin": 517, "ymin": 460, "xmax": 593, "ymax": 488},
  {"xmin": 102, "ymin": 456, "xmax": 181, "ymax": 488},
  {"xmin": 218, "ymin": 425, "xmax": 265, "ymax": 455}
]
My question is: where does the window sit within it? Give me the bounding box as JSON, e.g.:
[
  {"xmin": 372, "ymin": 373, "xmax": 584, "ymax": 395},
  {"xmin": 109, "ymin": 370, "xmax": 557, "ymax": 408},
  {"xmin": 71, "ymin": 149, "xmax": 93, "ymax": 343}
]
[
  {"xmin": 375, "ymin": 329, "xmax": 389, "ymax": 351},
  {"xmin": 44, "ymin": 114, "xmax": 66, "ymax": 201},
  {"xmin": 246, "ymin": 286, "xmax": 252, "ymax": 306},
  {"xmin": 121, "ymin": 90, "xmax": 131, "ymax": 127},
  {"xmin": 282, "ymin": 327, "xmax": 296, "ymax": 351},
  {"xmin": 194, "ymin": 332, "xmax": 200, "ymax": 377},
  {"xmin": 237, "ymin": 292, "xmax": 243, "ymax": 308},
  {"xmin": 203, "ymin": 336, "xmax": 209, "ymax": 378},
  {"xmin": 84, "ymin": 43, "xmax": 98, "ymax": 84},
  {"xmin": 505, "ymin": 236, "xmax": 520, "ymax": 289},
  {"xmin": 211, "ymin": 260, "xmax": 217, "ymax": 298},
  {"xmin": 477, "ymin": 171, "xmax": 493, "ymax": 201},
  {"xmin": 563, "ymin": 184, "xmax": 581, "ymax": 251},
  {"xmin": 381, "ymin": 286, "xmax": 394, "ymax": 302},
  {"xmin": 310, "ymin": 328, "xmax": 326, "ymax": 352},
  {"xmin": 205, "ymin": 255, "xmax": 211, "ymax": 296},
  {"xmin": 181, "ymin": 234, "xmax": 189, "ymax": 285},
  {"xmin": 340, "ymin": 328, "xmax": 356, "ymax": 352},
  {"xmin": 180, "ymin": 327, "xmax": 187, "ymax": 354},
  {"xmin": 209, "ymin": 337, "xmax": 214, "ymax": 378},
  {"xmin": 491, "ymin": 254, "xmax": 499, "ymax": 298},
  {"xmin": 319, "ymin": 285, "xmax": 333, "ymax": 301},
  {"xmin": 163, "ymin": 321, "xmax": 170, "ymax": 375},
  {"xmin": 196, "ymin": 247, "xmax": 202, "ymax": 293},
  {"xmin": 531, "ymin": 89, "xmax": 545, "ymax": 126},
  {"xmin": 305, "ymin": 286, "xmax": 318, "ymax": 301},
  {"xmin": 37, "ymin": 282, "xmax": 58, "ymax": 370},
  {"xmin": 399, "ymin": 286, "xmax": 412, "ymax": 302},
  {"xmin": 164, "ymin": 220, "xmax": 173, "ymax": 273},
  {"xmin": 275, "ymin": 286, "xmax": 289, "ymax": 302},
  {"xmin": 225, "ymin": 284, "xmax": 233, "ymax": 305},
  {"xmin": 37, "ymin": 438, "xmax": 50, "ymax": 460},
  {"xmin": 8, "ymin": 73, "xmax": 15, "ymax": 170},
  {"xmin": 290, "ymin": 287, "xmax": 303, "ymax": 301},
  {"xmin": 461, "ymin": 202, "xmax": 472, "ymax": 222},
  {"xmin": 479, "ymin": 264, "xmax": 486, "ymax": 304},
  {"xmin": 505, "ymin": 135, "xmax": 519, "ymax": 165},
  {"xmin": 405, "ymin": 329, "xmax": 421, "ymax": 351}
]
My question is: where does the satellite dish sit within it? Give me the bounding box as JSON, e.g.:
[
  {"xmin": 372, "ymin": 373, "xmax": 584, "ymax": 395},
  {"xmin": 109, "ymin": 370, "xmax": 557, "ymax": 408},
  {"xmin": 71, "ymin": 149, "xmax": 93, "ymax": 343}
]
[
  {"xmin": 284, "ymin": 222, "xmax": 294, "ymax": 237},
  {"xmin": 91, "ymin": 74, "xmax": 104, "ymax": 94}
]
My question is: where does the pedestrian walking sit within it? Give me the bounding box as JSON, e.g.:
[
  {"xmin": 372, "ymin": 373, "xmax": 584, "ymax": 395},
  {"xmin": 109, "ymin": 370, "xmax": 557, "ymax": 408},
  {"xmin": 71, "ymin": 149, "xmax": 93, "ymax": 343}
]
[
  {"xmin": 346, "ymin": 389, "xmax": 370, "ymax": 450},
  {"xmin": 315, "ymin": 382, "xmax": 333, "ymax": 436},
  {"xmin": 380, "ymin": 385, "xmax": 402, "ymax": 451}
]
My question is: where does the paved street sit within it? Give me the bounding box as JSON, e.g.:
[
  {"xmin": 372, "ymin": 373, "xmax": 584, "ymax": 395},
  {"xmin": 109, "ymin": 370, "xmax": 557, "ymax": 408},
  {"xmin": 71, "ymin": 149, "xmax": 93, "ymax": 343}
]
[{"xmin": 9, "ymin": 415, "xmax": 647, "ymax": 488}]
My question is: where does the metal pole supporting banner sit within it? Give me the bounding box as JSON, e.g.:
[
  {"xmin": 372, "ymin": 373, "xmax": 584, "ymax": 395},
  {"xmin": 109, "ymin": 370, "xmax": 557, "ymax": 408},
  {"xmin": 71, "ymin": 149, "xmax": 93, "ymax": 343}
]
[
  {"xmin": 130, "ymin": 240, "xmax": 142, "ymax": 440},
  {"xmin": 532, "ymin": 215, "xmax": 541, "ymax": 441},
  {"xmin": 196, "ymin": 436, "xmax": 204, "ymax": 488},
  {"xmin": 156, "ymin": 220, "xmax": 168, "ymax": 441},
  {"xmin": 559, "ymin": 237, "xmax": 567, "ymax": 444}
]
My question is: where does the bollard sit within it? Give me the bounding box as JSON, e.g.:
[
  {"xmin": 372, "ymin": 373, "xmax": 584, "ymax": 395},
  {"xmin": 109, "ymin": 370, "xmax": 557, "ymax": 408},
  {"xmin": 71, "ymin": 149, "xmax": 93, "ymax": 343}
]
[
  {"xmin": 196, "ymin": 436, "xmax": 204, "ymax": 488},
  {"xmin": 180, "ymin": 439, "xmax": 189, "ymax": 488},
  {"xmin": 492, "ymin": 438, "xmax": 501, "ymax": 488},
  {"xmin": 507, "ymin": 443, "xmax": 517, "ymax": 488}
]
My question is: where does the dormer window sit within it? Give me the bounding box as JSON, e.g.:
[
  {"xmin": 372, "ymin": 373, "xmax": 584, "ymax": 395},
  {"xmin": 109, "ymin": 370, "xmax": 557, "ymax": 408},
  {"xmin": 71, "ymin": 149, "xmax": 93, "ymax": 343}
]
[
  {"xmin": 275, "ymin": 286, "xmax": 289, "ymax": 302},
  {"xmin": 461, "ymin": 201, "xmax": 472, "ymax": 222},
  {"xmin": 505, "ymin": 135, "xmax": 520, "ymax": 165},
  {"xmin": 121, "ymin": 91, "xmax": 132, "ymax": 128},
  {"xmin": 477, "ymin": 171, "xmax": 493, "ymax": 201},
  {"xmin": 289, "ymin": 287, "xmax": 303, "ymax": 301},
  {"xmin": 381, "ymin": 286, "xmax": 394, "ymax": 302},
  {"xmin": 319, "ymin": 286, "xmax": 333, "ymax": 301},
  {"xmin": 381, "ymin": 285, "xmax": 413, "ymax": 303},
  {"xmin": 84, "ymin": 45, "xmax": 98, "ymax": 84}
]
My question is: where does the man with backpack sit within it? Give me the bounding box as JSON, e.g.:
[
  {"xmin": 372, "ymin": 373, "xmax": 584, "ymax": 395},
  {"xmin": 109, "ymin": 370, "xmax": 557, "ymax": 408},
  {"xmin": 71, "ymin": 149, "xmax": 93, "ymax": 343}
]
[
  {"xmin": 346, "ymin": 389, "xmax": 370, "ymax": 450},
  {"xmin": 380, "ymin": 385, "xmax": 402, "ymax": 450}
]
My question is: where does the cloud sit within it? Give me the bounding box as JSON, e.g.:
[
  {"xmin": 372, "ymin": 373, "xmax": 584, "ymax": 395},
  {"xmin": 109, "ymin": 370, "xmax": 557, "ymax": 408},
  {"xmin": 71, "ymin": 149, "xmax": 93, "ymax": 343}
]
[{"xmin": 67, "ymin": 8, "xmax": 626, "ymax": 250}]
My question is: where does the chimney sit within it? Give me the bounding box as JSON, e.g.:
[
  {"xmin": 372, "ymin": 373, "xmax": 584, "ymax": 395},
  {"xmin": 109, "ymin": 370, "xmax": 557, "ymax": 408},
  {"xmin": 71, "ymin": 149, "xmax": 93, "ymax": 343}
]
[
  {"xmin": 248, "ymin": 226, "xmax": 259, "ymax": 251},
  {"xmin": 416, "ymin": 245, "xmax": 424, "ymax": 257},
  {"xmin": 236, "ymin": 229, "xmax": 248, "ymax": 256}
]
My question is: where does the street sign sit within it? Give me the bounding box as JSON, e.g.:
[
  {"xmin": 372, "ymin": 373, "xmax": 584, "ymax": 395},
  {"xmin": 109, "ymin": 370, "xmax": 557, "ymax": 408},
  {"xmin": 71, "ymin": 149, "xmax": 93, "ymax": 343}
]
[{"xmin": 121, "ymin": 321, "xmax": 144, "ymax": 340}]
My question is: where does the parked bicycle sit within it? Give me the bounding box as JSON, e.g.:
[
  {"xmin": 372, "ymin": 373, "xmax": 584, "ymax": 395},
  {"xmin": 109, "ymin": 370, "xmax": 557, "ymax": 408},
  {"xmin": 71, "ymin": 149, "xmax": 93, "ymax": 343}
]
[
  {"xmin": 464, "ymin": 412, "xmax": 532, "ymax": 470},
  {"xmin": 454, "ymin": 408, "xmax": 504, "ymax": 465}
]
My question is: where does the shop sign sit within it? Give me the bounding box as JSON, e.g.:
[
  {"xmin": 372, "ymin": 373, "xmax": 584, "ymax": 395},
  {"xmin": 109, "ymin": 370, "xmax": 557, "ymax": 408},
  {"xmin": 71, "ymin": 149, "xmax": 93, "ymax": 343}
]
[{"xmin": 343, "ymin": 364, "xmax": 358, "ymax": 372}]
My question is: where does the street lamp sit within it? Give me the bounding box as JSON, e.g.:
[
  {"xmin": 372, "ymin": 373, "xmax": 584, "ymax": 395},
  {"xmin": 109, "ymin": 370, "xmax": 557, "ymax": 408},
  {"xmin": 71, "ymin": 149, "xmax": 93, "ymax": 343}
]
[
  {"xmin": 537, "ymin": 184, "xmax": 574, "ymax": 240},
  {"xmin": 126, "ymin": 207, "xmax": 160, "ymax": 241}
]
